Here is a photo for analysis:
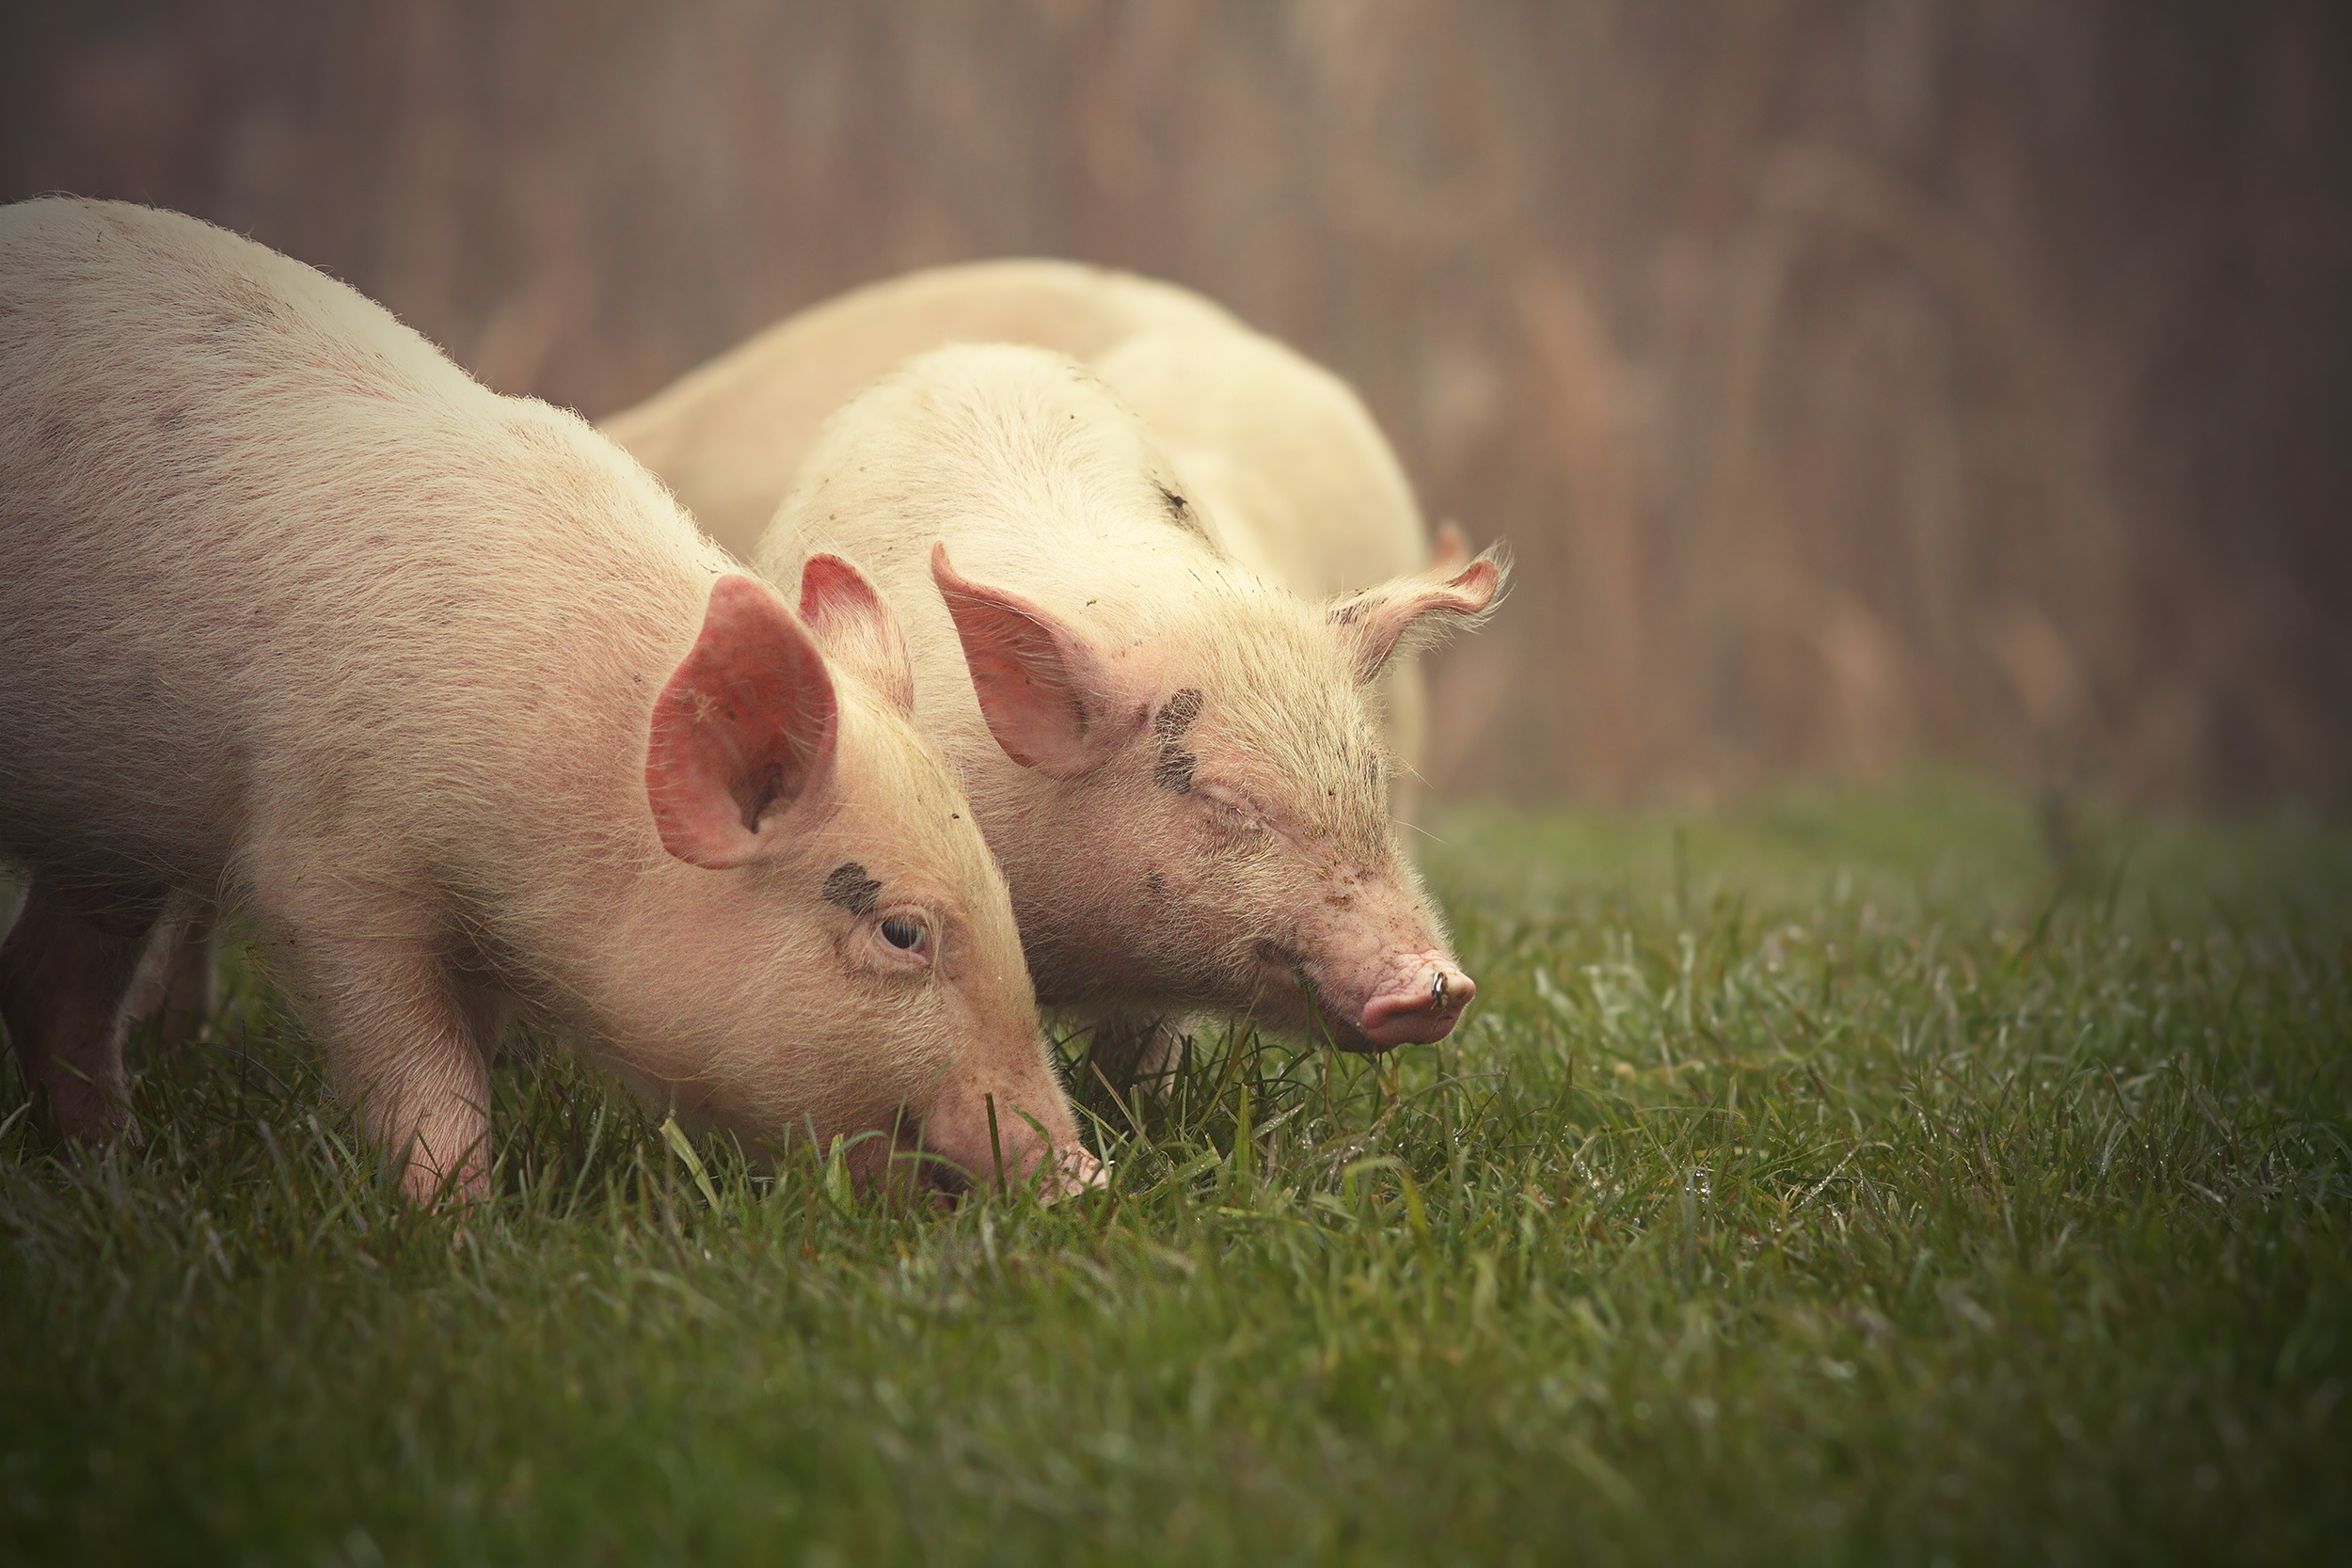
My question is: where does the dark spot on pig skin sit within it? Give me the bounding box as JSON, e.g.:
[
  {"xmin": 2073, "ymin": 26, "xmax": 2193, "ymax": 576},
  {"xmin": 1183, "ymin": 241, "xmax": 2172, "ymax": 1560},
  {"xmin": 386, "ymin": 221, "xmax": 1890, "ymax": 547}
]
[
  {"xmin": 198, "ymin": 302, "xmax": 277, "ymax": 346},
  {"xmin": 1144, "ymin": 870, "xmax": 1166, "ymax": 898},
  {"xmin": 822, "ymin": 862, "xmax": 882, "ymax": 915},
  {"xmin": 1330, "ymin": 598, "xmax": 1371, "ymax": 627},
  {"xmin": 154, "ymin": 406, "xmax": 188, "ymax": 433},
  {"xmin": 1152, "ymin": 688, "xmax": 1204, "ymax": 792},
  {"xmin": 1153, "ymin": 688, "xmax": 1203, "ymax": 742},
  {"xmin": 1153, "ymin": 747, "xmax": 1196, "ymax": 794},
  {"xmin": 1156, "ymin": 482, "xmax": 1191, "ymax": 523}
]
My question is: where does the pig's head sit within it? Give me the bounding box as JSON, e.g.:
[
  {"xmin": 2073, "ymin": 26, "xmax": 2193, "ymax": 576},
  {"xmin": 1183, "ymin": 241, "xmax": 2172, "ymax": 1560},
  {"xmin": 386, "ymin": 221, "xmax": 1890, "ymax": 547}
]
[
  {"xmin": 609, "ymin": 556, "xmax": 1097, "ymax": 1199},
  {"xmin": 930, "ymin": 537, "xmax": 1507, "ymax": 1054}
]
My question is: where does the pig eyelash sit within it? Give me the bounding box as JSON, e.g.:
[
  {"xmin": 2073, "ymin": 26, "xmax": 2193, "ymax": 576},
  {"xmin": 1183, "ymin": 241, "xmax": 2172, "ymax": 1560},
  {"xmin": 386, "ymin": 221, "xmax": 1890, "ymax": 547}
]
[
  {"xmin": 865, "ymin": 907, "xmax": 937, "ymax": 967},
  {"xmin": 1195, "ymin": 782, "xmax": 1270, "ymax": 839},
  {"xmin": 1198, "ymin": 780, "xmax": 1327, "ymax": 855}
]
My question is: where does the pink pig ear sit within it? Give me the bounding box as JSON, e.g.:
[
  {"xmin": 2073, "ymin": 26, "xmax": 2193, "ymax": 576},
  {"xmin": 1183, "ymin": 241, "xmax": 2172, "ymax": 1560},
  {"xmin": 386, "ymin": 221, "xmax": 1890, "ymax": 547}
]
[
  {"xmin": 646, "ymin": 575, "xmax": 839, "ymax": 869},
  {"xmin": 796, "ymin": 552, "xmax": 914, "ymax": 715},
  {"xmin": 930, "ymin": 543, "xmax": 1141, "ymax": 779},
  {"xmin": 1327, "ymin": 538, "xmax": 1511, "ymax": 685}
]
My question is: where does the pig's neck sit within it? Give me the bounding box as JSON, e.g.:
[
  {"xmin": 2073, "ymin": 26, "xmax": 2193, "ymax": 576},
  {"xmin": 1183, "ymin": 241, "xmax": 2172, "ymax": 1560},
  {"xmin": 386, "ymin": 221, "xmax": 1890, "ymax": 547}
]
[{"xmin": 961, "ymin": 766, "xmax": 1164, "ymax": 1011}]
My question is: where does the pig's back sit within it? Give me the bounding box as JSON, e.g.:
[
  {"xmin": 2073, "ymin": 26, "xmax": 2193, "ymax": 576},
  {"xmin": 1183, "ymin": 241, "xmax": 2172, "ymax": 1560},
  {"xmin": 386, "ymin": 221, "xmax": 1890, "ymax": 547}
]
[
  {"xmin": 0, "ymin": 198, "xmax": 712, "ymax": 896},
  {"xmin": 1089, "ymin": 323, "xmax": 1429, "ymax": 598},
  {"xmin": 605, "ymin": 259, "xmax": 1234, "ymax": 560}
]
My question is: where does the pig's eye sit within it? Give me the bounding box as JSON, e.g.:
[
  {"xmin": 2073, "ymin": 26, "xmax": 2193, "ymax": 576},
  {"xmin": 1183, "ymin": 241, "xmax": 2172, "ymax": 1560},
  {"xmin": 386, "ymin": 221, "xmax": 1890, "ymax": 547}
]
[
  {"xmin": 1197, "ymin": 783, "xmax": 1269, "ymax": 840},
  {"xmin": 881, "ymin": 915, "xmax": 927, "ymax": 951}
]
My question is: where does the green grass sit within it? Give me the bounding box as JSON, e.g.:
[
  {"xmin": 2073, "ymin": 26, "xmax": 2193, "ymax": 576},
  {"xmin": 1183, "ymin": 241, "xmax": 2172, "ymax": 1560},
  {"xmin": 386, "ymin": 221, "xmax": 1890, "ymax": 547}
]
[{"xmin": 4, "ymin": 781, "xmax": 2348, "ymax": 1565}]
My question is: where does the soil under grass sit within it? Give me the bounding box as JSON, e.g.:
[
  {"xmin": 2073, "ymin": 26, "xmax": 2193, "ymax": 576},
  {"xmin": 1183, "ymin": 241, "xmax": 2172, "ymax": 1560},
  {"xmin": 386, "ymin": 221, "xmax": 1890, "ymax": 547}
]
[{"xmin": 3, "ymin": 782, "xmax": 2347, "ymax": 1565}]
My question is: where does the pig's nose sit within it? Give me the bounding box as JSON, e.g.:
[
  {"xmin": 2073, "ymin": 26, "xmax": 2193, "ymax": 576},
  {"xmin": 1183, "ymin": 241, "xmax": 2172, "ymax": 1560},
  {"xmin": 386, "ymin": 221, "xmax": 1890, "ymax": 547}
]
[
  {"xmin": 1357, "ymin": 959, "xmax": 1476, "ymax": 1048},
  {"xmin": 1041, "ymin": 1147, "xmax": 1108, "ymax": 1203}
]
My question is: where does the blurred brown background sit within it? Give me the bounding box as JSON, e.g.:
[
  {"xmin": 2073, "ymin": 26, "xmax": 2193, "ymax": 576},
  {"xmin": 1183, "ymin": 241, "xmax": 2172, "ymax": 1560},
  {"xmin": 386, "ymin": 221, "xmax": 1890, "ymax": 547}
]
[{"xmin": 7, "ymin": 1, "xmax": 2347, "ymax": 808}]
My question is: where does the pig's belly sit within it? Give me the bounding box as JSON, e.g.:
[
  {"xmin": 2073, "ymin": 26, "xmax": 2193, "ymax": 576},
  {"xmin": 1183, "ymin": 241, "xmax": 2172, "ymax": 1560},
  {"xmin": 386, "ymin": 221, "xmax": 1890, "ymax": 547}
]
[{"xmin": 0, "ymin": 672, "xmax": 248, "ymax": 897}]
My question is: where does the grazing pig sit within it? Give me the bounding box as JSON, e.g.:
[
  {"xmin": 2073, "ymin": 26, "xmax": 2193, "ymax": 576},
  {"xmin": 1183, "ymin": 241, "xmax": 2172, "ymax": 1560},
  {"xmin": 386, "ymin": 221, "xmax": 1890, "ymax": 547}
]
[
  {"xmin": 599, "ymin": 259, "xmax": 1467, "ymax": 823},
  {"xmin": 0, "ymin": 198, "xmax": 1093, "ymax": 1203},
  {"xmin": 753, "ymin": 343, "xmax": 1506, "ymax": 1074}
]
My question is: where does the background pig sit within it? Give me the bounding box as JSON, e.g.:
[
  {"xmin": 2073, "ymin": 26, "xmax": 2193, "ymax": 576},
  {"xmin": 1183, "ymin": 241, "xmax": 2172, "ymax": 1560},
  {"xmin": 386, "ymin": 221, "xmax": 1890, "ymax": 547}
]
[
  {"xmin": 0, "ymin": 198, "xmax": 1092, "ymax": 1202},
  {"xmin": 600, "ymin": 259, "xmax": 1461, "ymax": 823},
  {"xmin": 752, "ymin": 343, "xmax": 1505, "ymax": 1076}
]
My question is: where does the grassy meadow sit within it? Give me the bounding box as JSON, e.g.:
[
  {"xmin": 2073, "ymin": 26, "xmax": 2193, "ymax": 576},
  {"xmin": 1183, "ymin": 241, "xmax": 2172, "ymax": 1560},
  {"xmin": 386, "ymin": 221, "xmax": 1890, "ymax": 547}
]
[{"xmin": 2, "ymin": 782, "xmax": 2347, "ymax": 1565}]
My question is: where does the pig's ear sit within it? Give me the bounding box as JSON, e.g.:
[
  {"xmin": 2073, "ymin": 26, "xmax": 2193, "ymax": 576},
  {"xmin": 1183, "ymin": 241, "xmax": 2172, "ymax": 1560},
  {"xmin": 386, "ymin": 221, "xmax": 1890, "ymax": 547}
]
[
  {"xmin": 930, "ymin": 543, "xmax": 1141, "ymax": 779},
  {"xmin": 646, "ymin": 574, "xmax": 839, "ymax": 869},
  {"xmin": 797, "ymin": 552, "xmax": 914, "ymax": 715},
  {"xmin": 1327, "ymin": 539, "xmax": 1511, "ymax": 685}
]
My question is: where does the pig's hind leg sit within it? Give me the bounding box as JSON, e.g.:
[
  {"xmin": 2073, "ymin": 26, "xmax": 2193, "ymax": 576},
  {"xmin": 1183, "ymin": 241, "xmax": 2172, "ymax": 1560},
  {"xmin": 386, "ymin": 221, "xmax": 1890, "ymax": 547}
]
[{"xmin": 0, "ymin": 878, "xmax": 171, "ymax": 1144}]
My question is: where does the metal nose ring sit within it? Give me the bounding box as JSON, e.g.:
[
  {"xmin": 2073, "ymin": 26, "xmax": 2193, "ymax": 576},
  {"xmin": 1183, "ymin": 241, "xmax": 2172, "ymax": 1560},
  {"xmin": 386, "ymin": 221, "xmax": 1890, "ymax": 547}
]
[{"xmin": 1431, "ymin": 971, "xmax": 1449, "ymax": 1007}]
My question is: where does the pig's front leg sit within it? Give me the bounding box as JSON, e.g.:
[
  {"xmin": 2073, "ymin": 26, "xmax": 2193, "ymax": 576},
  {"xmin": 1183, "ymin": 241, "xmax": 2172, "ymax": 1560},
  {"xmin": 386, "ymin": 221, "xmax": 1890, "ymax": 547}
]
[
  {"xmin": 310, "ymin": 942, "xmax": 498, "ymax": 1204},
  {"xmin": 152, "ymin": 915, "xmax": 217, "ymax": 1046},
  {"xmin": 1082, "ymin": 1012, "xmax": 1188, "ymax": 1091},
  {"xmin": 250, "ymin": 877, "xmax": 499, "ymax": 1203},
  {"xmin": 0, "ymin": 876, "xmax": 170, "ymax": 1144},
  {"xmin": 119, "ymin": 901, "xmax": 216, "ymax": 1047}
]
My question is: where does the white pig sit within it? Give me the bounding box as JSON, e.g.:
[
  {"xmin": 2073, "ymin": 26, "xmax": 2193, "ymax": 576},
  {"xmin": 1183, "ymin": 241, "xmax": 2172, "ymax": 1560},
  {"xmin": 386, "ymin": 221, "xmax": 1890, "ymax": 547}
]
[
  {"xmin": 753, "ymin": 343, "xmax": 1505, "ymax": 1075},
  {"xmin": 599, "ymin": 259, "xmax": 1471, "ymax": 824},
  {"xmin": 0, "ymin": 199, "xmax": 1093, "ymax": 1203}
]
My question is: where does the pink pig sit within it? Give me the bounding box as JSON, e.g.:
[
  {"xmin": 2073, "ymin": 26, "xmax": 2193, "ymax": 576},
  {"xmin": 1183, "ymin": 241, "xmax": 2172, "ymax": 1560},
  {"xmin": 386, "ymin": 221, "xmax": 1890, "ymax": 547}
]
[
  {"xmin": 0, "ymin": 199, "xmax": 1094, "ymax": 1202},
  {"xmin": 752, "ymin": 343, "xmax": 1506, "ymax": 1075},
  {"xmin": 601, "ymin": 259, "xmax": 1464, "ymax": 825}
]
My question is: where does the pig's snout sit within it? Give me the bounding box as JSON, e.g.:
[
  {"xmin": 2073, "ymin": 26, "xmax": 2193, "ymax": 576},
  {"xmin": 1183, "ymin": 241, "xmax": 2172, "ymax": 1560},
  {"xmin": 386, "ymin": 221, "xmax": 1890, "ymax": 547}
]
[
  {"xmin": 1043, "ymin": 1147, "xmax": 1110, "ymax": 1202},
  {"xmin": 917, "ymin": 1141, "xmax": 1103, "ymax": 1205},
  {"xmin": 914, "ymin": 1082, "xmax": 1102, "ymax": 1205},
  {"xmin": 1355, "ymin": 955, "xmax": 1476, "ymax": 1048}
]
